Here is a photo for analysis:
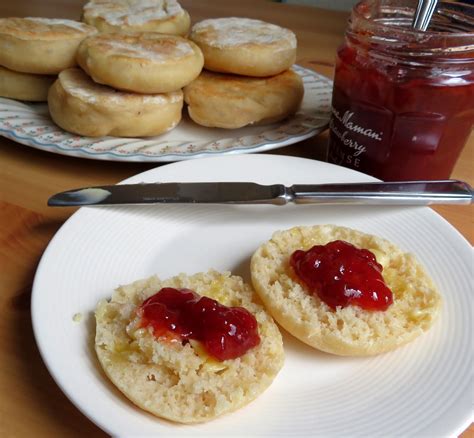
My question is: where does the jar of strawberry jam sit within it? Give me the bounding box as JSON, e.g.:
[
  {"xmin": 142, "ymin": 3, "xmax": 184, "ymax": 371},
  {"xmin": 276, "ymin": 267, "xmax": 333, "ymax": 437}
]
[{"xmin": 327, "ymin": 0, "xmax": 474, "ymax": 181}]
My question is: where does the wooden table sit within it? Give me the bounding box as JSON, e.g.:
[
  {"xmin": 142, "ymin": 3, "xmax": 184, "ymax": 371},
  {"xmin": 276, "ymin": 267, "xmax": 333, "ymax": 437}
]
[{"xmin": 0, "ymin": 1, "xmax": 472, "ymax": 436}]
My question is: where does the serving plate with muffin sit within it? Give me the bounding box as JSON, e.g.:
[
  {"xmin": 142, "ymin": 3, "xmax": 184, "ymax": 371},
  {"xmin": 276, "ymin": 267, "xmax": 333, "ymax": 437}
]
[
  {"xmin": 32, "ymin": 154, "xmax": 473, "ymax": 436},
  {"xmin": 0, "ymin": 8, "xmax": 332, "ymax": 161}
]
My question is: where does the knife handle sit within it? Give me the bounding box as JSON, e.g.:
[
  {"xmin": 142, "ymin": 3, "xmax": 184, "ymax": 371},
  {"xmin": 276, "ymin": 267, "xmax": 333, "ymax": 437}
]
[{"xmin": 289, "ymin": 180, "xmax": 473, "ymax": 205}]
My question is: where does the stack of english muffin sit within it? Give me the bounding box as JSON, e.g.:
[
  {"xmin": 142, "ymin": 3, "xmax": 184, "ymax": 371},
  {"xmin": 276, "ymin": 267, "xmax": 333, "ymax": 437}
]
[
  {"xmin": 185, "ymin": 17, "xmax": 304, "ymax": 129},
  {"xmin": 50, "ymin": 0, "xmax": 202, "ymax": 138},
  {"xmin": 0, "ymin": 17, "xmax": 96, "ymax": 102},
  {"xmin": 0, "ymin": 1, "xmax": 304, "ymax": 138},
  {"xmin": 0, "ymin": 0, "xmax": 201, "ymax": 138},
  {"xmin": 48, "ymin": 30, "xmax": 203, "ymax": 137}
]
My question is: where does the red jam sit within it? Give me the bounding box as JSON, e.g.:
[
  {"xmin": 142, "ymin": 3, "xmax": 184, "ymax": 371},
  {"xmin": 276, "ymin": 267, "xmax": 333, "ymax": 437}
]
[
  {"xmin": 290, "ymin": 240, "xmax": 393, "ymax": 311},
  {"xmin": 138, "ymin": 287, "xmax": 260, "ymax": 361},
  {"xmin": 327, "ymin": 1, "xmax": 474, "ymax": 181}
]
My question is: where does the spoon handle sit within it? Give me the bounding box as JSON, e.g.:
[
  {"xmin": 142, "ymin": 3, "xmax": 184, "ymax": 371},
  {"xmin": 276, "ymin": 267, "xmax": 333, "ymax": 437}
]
[{"xmin": 413, "ymin": 0, "xmax": 439, "ymax": 31}]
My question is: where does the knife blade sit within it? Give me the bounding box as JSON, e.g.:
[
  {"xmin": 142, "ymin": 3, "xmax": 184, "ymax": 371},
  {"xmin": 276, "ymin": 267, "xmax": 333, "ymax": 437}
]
[{"xmin": 47, "ymin": 180, "xmax": 473, "ymax": 207}]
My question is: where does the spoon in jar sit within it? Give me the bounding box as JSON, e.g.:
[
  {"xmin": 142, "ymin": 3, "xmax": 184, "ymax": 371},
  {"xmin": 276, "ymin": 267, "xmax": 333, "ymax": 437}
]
[{"xmin": 412, "ymin": 0, "xmax": 439, "ymax": 31}]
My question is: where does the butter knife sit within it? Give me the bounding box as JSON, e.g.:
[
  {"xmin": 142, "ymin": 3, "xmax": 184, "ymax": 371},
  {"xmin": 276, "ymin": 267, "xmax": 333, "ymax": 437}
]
[{"xmin": 48, "ymin": 180, "xmax": 473, "ymax": 206}]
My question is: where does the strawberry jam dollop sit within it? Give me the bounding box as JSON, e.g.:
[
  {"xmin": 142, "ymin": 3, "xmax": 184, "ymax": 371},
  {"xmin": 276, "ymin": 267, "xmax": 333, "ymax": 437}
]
[
  {"xmin": 290, "ymin": 240, "xmax": 393, "ymax": 311},
  {"xmin": 138, "ymin": 287, "xmax": 260, "ymax": 361}
]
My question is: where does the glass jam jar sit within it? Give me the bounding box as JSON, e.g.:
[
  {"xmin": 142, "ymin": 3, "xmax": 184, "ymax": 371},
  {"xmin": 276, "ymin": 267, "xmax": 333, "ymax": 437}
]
[{"xmin": 327, "ymin": 0, "xmax": 474, "ymax": 181}]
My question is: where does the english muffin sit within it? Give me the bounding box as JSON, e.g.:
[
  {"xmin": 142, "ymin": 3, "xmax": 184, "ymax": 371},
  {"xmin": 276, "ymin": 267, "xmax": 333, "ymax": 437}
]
[
  {"xmin": 251, "ymin": 225, "xmax": 441, "ymax": 356},
  {"xmin": 184, "ymin": 69, "xmax": 304, "ymax": 129},
  {"xmin": 0, "ymin": 17, "xmax": 96, "ymax": 74},
  {"xmin": 190, "ymin": 17, "xmax": 297, "ymax": 77},
  {"xmin": 48, "ymin": 68, "xmax": 183, "ymax": 137},
  {"xmin": 77, "ymin": 32, "xmax": 204, "ymax": 93},
  {"xmin": 0, "ymin": 65, "xmax": 55, "ymax": 102},
  {"xmin": 82, "ymin": 0, "xmax": 191, "ymax": 36},
  {"xmin": 95, "ymin": 270, "xmax": 284, "ymax": 423}
]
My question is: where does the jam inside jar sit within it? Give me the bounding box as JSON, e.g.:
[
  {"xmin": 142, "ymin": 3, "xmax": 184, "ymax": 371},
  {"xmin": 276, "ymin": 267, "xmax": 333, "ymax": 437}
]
[{"xmin": 328, "ymin": 0, "xmax": 474, "ymax": 181}]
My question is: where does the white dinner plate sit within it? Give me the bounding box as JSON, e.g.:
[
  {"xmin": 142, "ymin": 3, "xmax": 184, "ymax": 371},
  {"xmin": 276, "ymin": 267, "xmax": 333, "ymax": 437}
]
[
  {"xmin": 32, "ymin": 155, "xmax": 473, "ymax": 437},
  {"xmin": 0, "ymin": 65, "xmax": 331, "ymax": 162}
]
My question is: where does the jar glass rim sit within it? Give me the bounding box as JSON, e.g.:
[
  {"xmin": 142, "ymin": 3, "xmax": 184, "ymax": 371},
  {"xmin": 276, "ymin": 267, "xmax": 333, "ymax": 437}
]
[{"xmin": 351, "ymin": 0, "xmax": 474, "ymax": 41}]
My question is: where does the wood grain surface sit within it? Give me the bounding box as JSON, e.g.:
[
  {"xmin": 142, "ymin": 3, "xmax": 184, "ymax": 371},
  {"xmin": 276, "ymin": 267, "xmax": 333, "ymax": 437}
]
[{"xmin": 0, "ymin": 1, "xmax": 472, "ymax": 436}]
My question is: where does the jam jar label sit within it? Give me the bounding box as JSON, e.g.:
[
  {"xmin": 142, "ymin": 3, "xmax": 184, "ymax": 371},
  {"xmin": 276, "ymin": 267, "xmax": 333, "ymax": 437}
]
[{"xmin": 328, "ymin": 87, "xmax": 393, "ymax": 173}]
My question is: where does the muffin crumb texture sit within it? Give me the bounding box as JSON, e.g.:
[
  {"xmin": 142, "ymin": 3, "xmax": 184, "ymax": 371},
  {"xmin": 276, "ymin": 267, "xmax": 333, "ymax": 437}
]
[
  {"xmin": 95, "ymin": 270, "xmax": 284, "ymax": 423},
  {"xmin": 250, "ymin": 224, "xmax": 441, "ymax": 356}
]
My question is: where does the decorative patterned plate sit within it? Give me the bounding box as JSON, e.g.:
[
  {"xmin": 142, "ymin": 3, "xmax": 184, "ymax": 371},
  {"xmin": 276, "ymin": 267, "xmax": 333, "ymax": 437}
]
[{"xmin": 0, "ymin": 65, "xmax": 332, "ymax": 162}]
